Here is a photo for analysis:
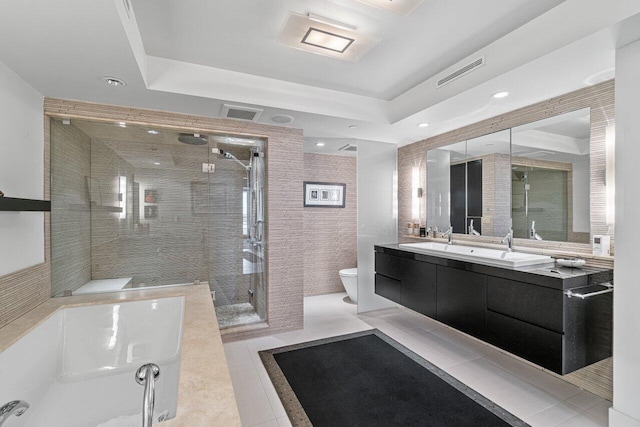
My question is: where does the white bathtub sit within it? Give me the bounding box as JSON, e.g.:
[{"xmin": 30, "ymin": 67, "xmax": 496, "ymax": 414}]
[{"xmin": 0, "ymin": 297, "xmax": 185, "ymax": 427}]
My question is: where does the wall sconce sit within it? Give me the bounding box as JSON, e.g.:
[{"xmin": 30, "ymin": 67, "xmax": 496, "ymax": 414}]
[
  {"xmin": 605, "ymin": 124, "xmax": 615, "ymax": 226},
  {"xmin": 119, "ymin": 175, "xmax": 127, "ymax": 219},
  {"xmin": 412, "ymin": 166, "xmax": 420, "ymax": 219},
  {"xmin": 392, "ymin": 170, "xmax": 398, "ymax": 220}
]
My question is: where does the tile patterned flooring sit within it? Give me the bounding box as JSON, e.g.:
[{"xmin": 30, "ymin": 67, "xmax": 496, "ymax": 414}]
[{"xmin": 224, "ymin": 293, "xmax": 610, "ymax": 427}]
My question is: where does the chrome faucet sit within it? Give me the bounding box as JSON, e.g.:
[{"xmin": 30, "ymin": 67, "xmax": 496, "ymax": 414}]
[
  {"xmin": 442, "ymin": 225, "xmax": 453, "ymax": 245},
  {"xmin": 501, "ymin": 228, "xmax": 514, "ymax": 252},
  {"xmin": 0, "ymin": 401, "xmax": 30, "ymax": 427},
  {"xmin": 468, "ymin": 219, "xmax": 480, "ymax": 236},
  {"xmin": 529, "ymin": 221, "xmax": 542, "ymax": 240},
  {"xmin": 136, "ymin": 363, "xmax": 160, "ymax": 427}
]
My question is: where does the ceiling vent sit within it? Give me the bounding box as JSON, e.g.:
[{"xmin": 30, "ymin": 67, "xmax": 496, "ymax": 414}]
[
  {"xmin": 339, "ymin": 144, "xmax": 357, "ymax": 152},
  {"xmin": 221, "ymin": 104, "xmax": 264, "ymax": 122},
  {"xmin": 436, "ymin": 56, "xmax": 485, "ymax": 89}
]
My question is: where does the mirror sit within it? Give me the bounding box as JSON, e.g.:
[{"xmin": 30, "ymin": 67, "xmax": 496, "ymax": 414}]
[
  {"xmin": 425, "ymin": 108, "xmax": 592, "ymax": 244},
  {"xmin": 426, "ymin": 131, "xmax": 510, "ymax": 237},
  {"xmin": 511, "ymin": 108, "xmax": 591, "ymax": 243}
]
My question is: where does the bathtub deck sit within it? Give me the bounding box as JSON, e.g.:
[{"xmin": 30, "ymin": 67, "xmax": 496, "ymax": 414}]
[{"xmin": 0, "ymin": 284, "xmax": 241, "ymax": 427}]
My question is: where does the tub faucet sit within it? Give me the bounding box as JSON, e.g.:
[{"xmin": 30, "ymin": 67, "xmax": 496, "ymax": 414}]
[
  {"xmin": 501, "ymin": 228, "xmax": 514, "ymax": 252},
  {"xmin": 136, "ymin": 363, "xmax": 160, "ymax": 427},
  {"xmin": 0, "ymin": 400, "xmax": 30, "ymax": 427},
  {"xmin": 442, "ymin": 226, "xmax": 453, "ymax": 245}
]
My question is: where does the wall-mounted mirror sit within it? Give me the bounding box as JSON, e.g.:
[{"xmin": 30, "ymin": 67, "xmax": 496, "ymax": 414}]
[
  {"xmin": 425, "ymin": 107, "xmax": 592, "ymax": 244},
  {"xmin": 426, "ymin": 131, "xmax": 510, "ymax": 237},
  {"xmin": 511, "ymin": 108, "xmax": 590, "ymax": 243}
]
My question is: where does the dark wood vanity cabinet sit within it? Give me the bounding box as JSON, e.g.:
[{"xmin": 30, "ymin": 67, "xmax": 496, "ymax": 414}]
[
  {"xmin": 436, "ymin": 266, "xmax": 486, "ymax": 339},
  {"xmin": 375, "ymin": 251, "xmax": 437, "ymax": 317},
  {"xmin": 374, "ymin": 245, "xmax": 613, "ymax": 375}
]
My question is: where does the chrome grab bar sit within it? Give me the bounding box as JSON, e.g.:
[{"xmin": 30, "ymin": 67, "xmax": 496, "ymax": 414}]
[
  {"xmin": 0, "ymin": 400, "xmax": 30, "ymax": 427},
  {"xmin": 136, "ymin": 363, "xmax": 160, "ymax": 427},
  {"xmin": 565, "ymin": 282, "xmax": 613, "ymax": 299}
]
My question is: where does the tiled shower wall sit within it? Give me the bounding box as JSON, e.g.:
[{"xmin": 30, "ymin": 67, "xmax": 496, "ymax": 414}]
[
  {"xmin": 302, "ymin": 153, "xmax": 357, "ymax": 296},
  {"xmin": 51, "ymin": 124, "xmax": 262, "ymax": 305},
  {"xmin": 50, "ymin": 120, "xmax": 91, "ymax": 296},
  {"xmin": 398, "ymin": 79, "xmax": 614, "ymax": 258}
]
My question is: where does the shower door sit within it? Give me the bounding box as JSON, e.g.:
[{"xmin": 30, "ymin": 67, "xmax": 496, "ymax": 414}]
[
  {"xmin": 206, "ymin": 139, "xmax": 266, "ymax": 329},
  {"xmin": 511, "ymin": 166, "xmax": 568, "ymax": 241}
]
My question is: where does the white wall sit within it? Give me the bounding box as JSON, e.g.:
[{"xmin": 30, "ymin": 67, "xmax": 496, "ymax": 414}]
[
  {"xmin": 357, "ymin": 140, "xmax": 398, "ymax": 313},
  {"xmin": 0, "ymin": 60, "xmax": 45, "ymax": 276},
  {"xmin": 611, "ymin": 38, "xmax": 640, "ymax": 427}
]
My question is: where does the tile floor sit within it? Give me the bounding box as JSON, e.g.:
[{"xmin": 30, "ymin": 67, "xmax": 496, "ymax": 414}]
[{"xmin": 224, "ymin": 292, "xmax": 610, "ymax": 427}]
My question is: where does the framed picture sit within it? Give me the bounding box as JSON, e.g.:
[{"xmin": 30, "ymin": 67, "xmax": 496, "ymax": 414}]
[
  {"xmin": 191, "ymin": 182, "xmax": 209, "ymax": 214},
  {"xmin": 303, "ymin": 182, "xmax": 345, "ymax": 208},
  {"xmin": 144, "ymin": 205, "xmax": 158, "ymax": 219},
  {"xmin": 144, "ymin": 189, "xmax": 158, "ymax": 204}
]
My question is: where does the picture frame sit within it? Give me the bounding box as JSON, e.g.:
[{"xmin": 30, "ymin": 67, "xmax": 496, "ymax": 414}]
[
  {"xmin": 144, "ymin": 205, "xmax": 158, "ymax": 219},
  {"xmin": 303, "ymin": 181, "xmax": 346, "ymax": 208},
  {"xmin": 144, "ymin": 189, "xmax": 158, "ymax": 204},
  {"xmin": 191, "ymin": 182, "xmax": 209, "ymax": 214}
]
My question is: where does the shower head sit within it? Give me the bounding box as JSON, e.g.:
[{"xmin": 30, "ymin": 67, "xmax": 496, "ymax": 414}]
[{"xmin": 178, "ymin": 133, "xmax": 207, "ymax": 145}]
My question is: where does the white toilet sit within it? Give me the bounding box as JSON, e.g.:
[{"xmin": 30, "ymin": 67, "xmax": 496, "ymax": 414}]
[{"xmin": 339, "ymin": 268, "xmax": 358, "ymax": 303}]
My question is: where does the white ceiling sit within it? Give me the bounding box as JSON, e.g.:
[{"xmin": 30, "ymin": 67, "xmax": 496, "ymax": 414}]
[
  {"xmin": 1, "ymin": 0, "xmax": 639, "ymax": 154},
  {"xmin": 132, "ymin": 0, "xmax": 562, "ymax": 99}
]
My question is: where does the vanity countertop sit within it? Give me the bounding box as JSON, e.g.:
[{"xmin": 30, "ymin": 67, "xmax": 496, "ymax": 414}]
[
  {"xmin": 376, "ymin": 243, "xmax": 613, "ymax": 290},
  {"xmin": 0, "ymin": 284, "xmax": 242, "ymax": 426}
]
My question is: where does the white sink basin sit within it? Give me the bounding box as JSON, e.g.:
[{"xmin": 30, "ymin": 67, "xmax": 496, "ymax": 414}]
[{"xmin": 398, "ymin": 242, "xmax": 554, "ymax": 269}]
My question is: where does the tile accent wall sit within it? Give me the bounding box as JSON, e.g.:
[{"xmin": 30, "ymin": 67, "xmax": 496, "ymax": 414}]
[
  {"xmin": 50, "ymin": 120, "xmax": 91, "ymax": 296},
  {"xmin": 302, "ymin": 153, "xmax": 357, "ymax": 296},
  {"xmin": 398, "ymin": 80, "xmax": 614, "ymax": 264},
  {"xmin": 0, "ymin": 98, "xmax": 304, "ymax": 340},
  {"xmin": 0, "ymin": 119, "xmax": 51, "ymax": 328}
]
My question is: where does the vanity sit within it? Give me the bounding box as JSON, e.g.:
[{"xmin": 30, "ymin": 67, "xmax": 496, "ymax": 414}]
[{"xmin": 374, "ymin": 243, "xmax": 613, "ymax": 375}]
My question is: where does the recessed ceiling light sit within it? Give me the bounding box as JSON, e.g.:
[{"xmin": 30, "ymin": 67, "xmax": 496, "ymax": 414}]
[
  {"xmin": 118, "ymin": 122, "xmax": 127, "ymax": 128},
  {"xmin": 277, "ymin": 13, "xmax": 380, "ymax": 62},
  {"xmin": 103, "ymin": 76, "xmax": 127, "ymax": 87},
  {"xmin": 418, "ymin": 122, "xmax": 430, "ymax": 128},
  {"xmin": 302, "ymin": 28, "xmax": 354, "ymax": 53},
  {"xmin": 316, "ymin": 142, "xmax": 326, "ymax": 147},
  {"xmin": 147, "ymin": 130, "xmax": 159, "ymax": 135},
  {"xmin": 348, "ymin": 124, "xmax": 358, "ymax": 129},
  {"xmin": 492, "ymin": 91, "xmax": 509, "ymax": 99},
  {"xmin": 271, "ymin": 114, "xmax": 294, "ymax": 124}
]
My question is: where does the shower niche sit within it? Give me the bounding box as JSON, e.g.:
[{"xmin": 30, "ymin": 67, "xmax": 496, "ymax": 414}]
[{"xmin": 50, "ymin": 118, "xmax": 267, "ymax": 329}]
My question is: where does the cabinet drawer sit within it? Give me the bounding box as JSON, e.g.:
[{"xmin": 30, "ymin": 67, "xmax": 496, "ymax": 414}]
[
  {"xmin": 375, "ymin": 252, "xmax": 405, "ymax": 280},
  {"xmin": 436, "ymin": 266, "xmax": 486, "ymax": 339},
  {"xmin": 486, "ymin": 310, "xmax": 563, "ymax": 374},
  {"xmin": 375, "ymin": 274, "xmax": 402, "ymax": 304},
  {"xmin": 487, "ymin": 276, "xmax": 563, "ymax": 333},
  {"xmin": 402, "ymin": 260, "xmax": 437, "ymax": 317}
]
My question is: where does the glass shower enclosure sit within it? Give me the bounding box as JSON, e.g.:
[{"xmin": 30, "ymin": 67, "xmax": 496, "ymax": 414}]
[{"xmin": 50, "ymin": 118, "xmax": 266, "ymax": 329}]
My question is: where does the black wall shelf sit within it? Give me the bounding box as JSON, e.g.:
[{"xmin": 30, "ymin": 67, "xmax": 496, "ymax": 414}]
[{"xmin": 0, "ymin": 197, "xmax": 51, "ymax": 212}]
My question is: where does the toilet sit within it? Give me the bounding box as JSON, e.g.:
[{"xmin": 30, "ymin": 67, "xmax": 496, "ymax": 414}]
[{"xmin": 339, "ymin": 268, "xmax": 358, "ymax": 303}]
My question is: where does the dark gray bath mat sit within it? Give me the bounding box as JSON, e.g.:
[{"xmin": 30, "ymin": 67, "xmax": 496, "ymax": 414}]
[{"xmin": 259, "ymin": 329, "xmax": 530, "ymax": 427}]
